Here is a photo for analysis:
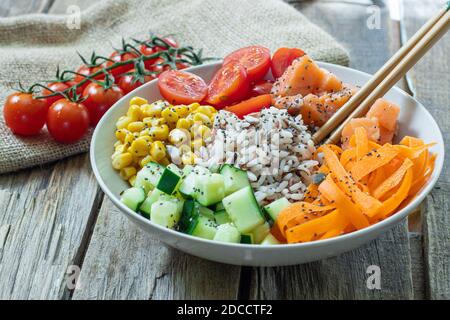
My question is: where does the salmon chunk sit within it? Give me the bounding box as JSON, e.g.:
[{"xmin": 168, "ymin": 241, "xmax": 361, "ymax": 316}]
[
  {"xmin": 341, "ymin": 117, "xmax": 381, "ymax": 149},
  {"xmin": 271, "ymin": 55, "xmax": 343, "ymax": 97},
  {"xmin": 366, "ymin": 98, "xmax": 400, "ymax": 131}
]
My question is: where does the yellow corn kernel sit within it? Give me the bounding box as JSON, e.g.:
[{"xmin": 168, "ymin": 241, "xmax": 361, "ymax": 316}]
[
  {"xmin": 139, "ymin": 128, "xmax": 150, "ymax": 137},
  {"xmin": 112, "ymin": 152, "xmax": 133, "ymax": 169},
  {"xmin": 114, "ymin": 140, "xmax": 121, "ymax": 148},
  {"xmin": 115, "ymin": 129, "xmax": 129, "ymax": 142},
  {"xmin": 188, "ymin": 102, "xmax": 200, "ymax": 111},
  {"xmin": 140, "ymin": 155, "xmax": 154, "ymax": 167},
  {"xmin": 142, "ymin": 103, "xmax": 164, "ymax": 117},
  {"xmin": 129, "ymin": 175, "xmax": 137, "ymax": 186},
  {"xmin": 173, "ymin": 105, "xmax": 190, "ymax": 118},
  {"xmin": 149, "ymin": 125, "xmax": 169, "ymax": 140},
  {"xmin": 127, "ymin": 121, "xmax": 145, "ymax": 132},
  {"xmin": 178, "ymin": 144, "xmax": 191, "ymax": 154},
  {"xmin": 150, "ymin": 141, "xmax": 166, "ymax": 161},
  {"xmin": 143, "ymin": 117, "xmax": 166, "ymax": 127},
  {"xmin": 176, "ymin": 118, "xmax": 191, "ymax": 130},
  {"xmin": 128, "ymin": 137, "xmax": 150, "ymax": 157},
  {"xmin": 197, "ymin": 125, "xmax": 212, "ymax": 139},
  {"xmin": 191, "ymin": 138, "xmax": 204, "ymax": 150},
  {"xmin": 120, "ymin": 166, "xmax": 137, "ymax": 180},
  {"xmin": 193, "ymin": 112, "xmax": 211, "ymax": 126},
  {"xmin": 129, "ymin": 96, "xmax": 148, "ymax": 106},
  {"xmin": 168, "ymin": 128, "xmax": 190, "ymax": 146},
  {"xmin": 127, "ymin": 105, "xmax": 142, "ymax": 121},
  {"xmin": 124, "ymin": 132, "xmax": 135, "ymax": 145},
  {"xmin": 159, "ymin": 157, "xmax": 171, "ymax": 166},
  {"xmin": 181, "ymin": 152, "xmax": 195, "ymax": 165},
  {"xmin": 195, "ymin": 105, "xmax": 214, "ymax": 117},
  {"xmin": 139, "ymin": 135, "xmax": 153, "ymax": 144},
  {"xmin": 161, "ymin": 107, "xmax": 179, "ymax": 124},
  {"xmin": 111, "ymin": 144, "xmax": 127, "ymax": 159},
  {"xmin": 116, "ymin": 116, "xmax": 133, "ymax": 129}
]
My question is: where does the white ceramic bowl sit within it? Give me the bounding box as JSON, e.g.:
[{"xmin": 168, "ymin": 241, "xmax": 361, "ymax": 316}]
[{"xmin": 90, "ymin": 62, "xmax": 444, "ymax": 266}]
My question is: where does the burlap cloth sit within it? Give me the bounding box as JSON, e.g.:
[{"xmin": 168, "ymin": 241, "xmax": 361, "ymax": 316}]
[{"xmin": 0, "ymin": 0, "xmax": 349, "ymax": 174}]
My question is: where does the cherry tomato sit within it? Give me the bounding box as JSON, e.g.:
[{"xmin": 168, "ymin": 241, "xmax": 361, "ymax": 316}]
[
  {"xmin": 82, "ymin": 83, "xmax": 124, "ymax": 126},
  {"xmin": 118, "ymin": 68, "xmax": 155, "ymax": 94},
  {"xmin": 47, "ymin": 99, "xmax": 90, "ymax": 143},
  {"xmin": 271, "ymin": 47, "xmax": 305, "ymax": 79},
  {"xmin": 41, "ymin": 82, "xmax": 70, "ymax": 108},
  {"xmin": 140, "ymin": 45, "xmax": 159, "ymax": 69},
  {"xmin": 158, "ymin": 70, "xmax": 208, "ymax": 105},
  {"xmin": 223, "ymin": 45, "xmax": 271, "ymax": 82},
  {"xmin": 105, "ymin": 51, "xmax": 139, "ymax": 78},
  {"xmin": 205, "ymin": 61, "xmax": 250, "ymax": 108},
  {"xmin": 249, "ymin": 80, "xmax": 274, "ymax": 97},
  {"xmin": 3, "ymin": 92, "xmax": 48, "ymax": 136}
]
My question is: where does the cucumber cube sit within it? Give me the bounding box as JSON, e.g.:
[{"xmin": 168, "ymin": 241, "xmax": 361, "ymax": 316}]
[
  {"xmin": 156, "ymin": 166, "xmax": 182, "ymax": 195},
  {"xmin": 191, "ymin": 215, "xmax": 217, "ymax": 240},
  {"xmin": 139, "ymin": 189, "xmax": 164, "ymax": 219},
  {"xmin": 222, "ymin": 186, "xmax": 265, "ymax": 233},
  {"xmin": 264, "ymin": 197, "xmax": 291, "ymax": 222},
  {"xmin": 261, "ymin": 233, "xmax": 281, "ymax": 245},
  {"xmin": 220, "ymin": 164, "xmax": 250, "ymax": 195},
  {"xmin": 150, "ymin": 195, "xmax": 184, "ymax": 229},
  {"xmin": 121, "ymin": 187, "xmax": 146, "ymax": 212},
  {"xmin": 135, "ymin": 162, "xmax": 164, "ymax": 193},
  {"xmin": 194, "ymin": 173, "xmax": 225, "ymax": 206},
  {"xmin": 251, "ymin": 222, "xmax": 270, "ymax": 244},
  {"xmin": 214, "ymin": 210, "xmax": 232, "ymax": 225},
  {"xmin": 213, "ymin": 223, "xmax": 240, "ymax": 243},
  {"xmin": 240, "ymin": 234, "xmax": 254, "ymax": 244}
]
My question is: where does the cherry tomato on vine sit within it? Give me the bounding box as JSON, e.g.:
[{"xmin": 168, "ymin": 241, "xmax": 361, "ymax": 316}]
[
  {"xmin": 249, "ymin": 80, "xmax": 274, "ymax": 97},
  {"xmin": 73, "ymin": 65, "xmax": 105, "ymax": 86},
  {"xmin": 117, "ymin": 68, "xmax": 155, "ymax": 94},
  {"xmin": 3, "ymin": 92, "xmax": 48, "ymax": 136},
  {"xmin": 105, "ymin": 51, "xmax": 139, "ymax": 78},
  {"xmin": 204, "ymin": 61, "xmax": 250, "ymax": 108},
  {"xmin": 223, "ymin": 45, "xmax": 271, "ymax": 83},
  {"xmin": 158, "ymin": 70, "xmax": 208, "ymax": 105},
  {"xmin": 271, "ymin": 47, "xmax": 305, "ymax": 79},
  {"xmin": 41, "ymin": 82, "xmax": 70, "ymax": 108},
  {"xmin": 82, "ymin": 83, "xmax": 124, "ymax": 126},
  {"xmin": 47, "ymin": 99, "xmax": 90, "ymax": 143}
]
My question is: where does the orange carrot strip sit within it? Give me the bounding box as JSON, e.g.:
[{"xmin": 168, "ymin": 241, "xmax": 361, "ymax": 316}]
[
  {"xmin": 408, "ymin": 153, "xmax": 436, "ymax": 196},
  {"xmin": 286, "ymin": 209, "xmax": 346, "ymax": 243},
  {"xmin": 372, "ymin": 158, "xmax": 414, "ymax": 200},
  {"xmin": 304, "ymin": 183, "xmax": 320, "ymax": 203},
  {"xmin": 393, "ymin": 143, "xmax": 436, "ymax": 159},
  {"xmin": 322, "ymin": 146, "xmax": 381, "ymax": 216},
  {"xmin": 318, "ymin": 176, "xmax": 370, "ymax": 229},
  {"xmin": 350, "ymin": 143, "xmax": 399, "ymax": 181},
  {"xmin": 355, "ymin": 127, "xmax": 369, "ymax": 161},
  {"xmin": 374, "ymin": 167, "xmax": 413, "ymax": 219},
  {"xmin": 276, "ymin": 202, "xmax": 335, "ymax": 238}
]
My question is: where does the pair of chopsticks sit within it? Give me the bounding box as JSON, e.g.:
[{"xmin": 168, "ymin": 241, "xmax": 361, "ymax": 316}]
[{"xmin": 312, "ymin": 3, "xmax": 450, "ymax": 145}]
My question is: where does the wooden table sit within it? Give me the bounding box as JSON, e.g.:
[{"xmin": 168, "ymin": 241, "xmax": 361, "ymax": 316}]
[{"xmin": 0, "ymin": 0, "xmax": 448, "ymax": 300}]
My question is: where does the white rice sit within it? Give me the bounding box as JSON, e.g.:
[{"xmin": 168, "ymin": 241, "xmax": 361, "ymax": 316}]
[{"xmin": 197, "ymin": 107, "xmax": 318, "ymax": 204}]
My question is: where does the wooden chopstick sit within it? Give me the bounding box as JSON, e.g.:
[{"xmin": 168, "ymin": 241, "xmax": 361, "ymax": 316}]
[{"xmin": 312, "ymin": 5, "xmax": 450, "ymax": 145}]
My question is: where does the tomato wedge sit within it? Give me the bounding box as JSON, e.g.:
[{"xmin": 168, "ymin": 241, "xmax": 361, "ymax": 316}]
[
  {"xmin": 249, "ymin": 80, "xmax": 273, "ymax": 97},
  {"xmin": 224, "ymin": 94, "xmax": 272, "ymax": 118},
  {"xmin": 223, "ymin": 45, "xmax": 271, "ymax": 82},
  {"xmin": 205, "ymin": 61, "xmax": 250, "ymax": 108},
  {"xmin": 158, "ymin": 70, "xmax": 208, "ymax": 105},
  {"xmin": 271, "ymin": 47, "xmax": 305, "ymax": 79}
]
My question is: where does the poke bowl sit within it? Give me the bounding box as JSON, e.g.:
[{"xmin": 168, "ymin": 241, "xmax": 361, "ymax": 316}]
[{"xmin": 90, "ymin": 48, "xmax": 444, "ymax": 266}]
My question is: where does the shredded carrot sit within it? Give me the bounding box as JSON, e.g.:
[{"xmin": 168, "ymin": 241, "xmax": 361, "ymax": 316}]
[{"xmin": 274, "ymin": 127, "xmax": 436, "ymax": 244}]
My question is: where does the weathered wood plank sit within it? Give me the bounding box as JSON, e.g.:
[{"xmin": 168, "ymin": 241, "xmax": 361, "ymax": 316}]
[
  {"xmin": 402, "ymin": 0, "xmax": 450, "ymax": 300},
  {"xmin": 250, "ymin": 0, "xmax": 414, "ymax": 299},
  {"xmin": 0, "ymin": 0, "xmax": 53, "ymax": 17},
  {"xmin": 72, "ymin": 198, "xmax": 241, "ymax": 300},
  {"xmin": 0, "ymin": 154, "xmax": 102, "ymax": 299}
]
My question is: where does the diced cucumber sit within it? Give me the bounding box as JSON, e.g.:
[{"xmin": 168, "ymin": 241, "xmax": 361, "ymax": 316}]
[
  {"xmin": 193, "ymin": 173, "xmax": 225, "ymax": 206},
  {"xmin": 191, "ymin": 215, "xmax": 217, "ymax": 240},
  {"xmin": 199, "ymin": 206, "xmax": 215, "ymax": 220},
  {"xmin": 240, "ymin": 233, "xmax": 254, "ymax": 244},
  {"xmin": 167, "ymin": 163, "xmax": 184, "ymax": 176},
  {"xmin": 214, "ymin": 210, "xmax": 232, "ymax": 225},
  {"xmin": 178, "ymin": 166, "xmax": 210, "ymax": 197},
  {"xmin": 139, "ymin": 189, "xmax": 164, "ymax": 219},
  {"xmin": 251, "ymin": 222, "xmax": 270, "ymax": 244},
  {"xmin": 213, "ymin": 223, "xmax": 240, "ymax": 243},
  {"xmin": 179, "ymin": 200, "xmax": 214, "ymax": 233},
  {"xmin": 135, "ymin": 162, "xmax": 164, "ymax": 193},
  {"xmin": 150, "ymin": 195, "xmax": 184, "ymax": 229},
  {"xmin": 215, "ymin": 202, "xmax": 225, "ymax": 212},
  {"xmin": 222, "ymin": 186, "xmax": 265, "ymax": 233},
  {"xmin": 264, "ymin": 197, "xmax": 291, "ymax": 222},
  {"xmin": 261, "ymin": 233, "xmax": 281, "ymax": 245},
  {"xmin": 220, "ymin": 164, "xmax": 251, "ymax": 195},
  {"xmin": 121, "ymin": 187, "xmax": 146, "ymax": 211},
  {"xmin": 156, "ymin": 166, "xmax": 182, "ymax": 195}
]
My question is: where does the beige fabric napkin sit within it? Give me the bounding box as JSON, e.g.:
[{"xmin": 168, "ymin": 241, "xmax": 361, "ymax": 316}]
[{"xmin": 0, "ymin": 0, "xmax": 349, "ymax": 174}]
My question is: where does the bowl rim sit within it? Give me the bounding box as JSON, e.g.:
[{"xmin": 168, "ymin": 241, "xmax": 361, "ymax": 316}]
[{"xmin": 90, "ymin": 60, "xmax": 444, "ymax": 251}]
